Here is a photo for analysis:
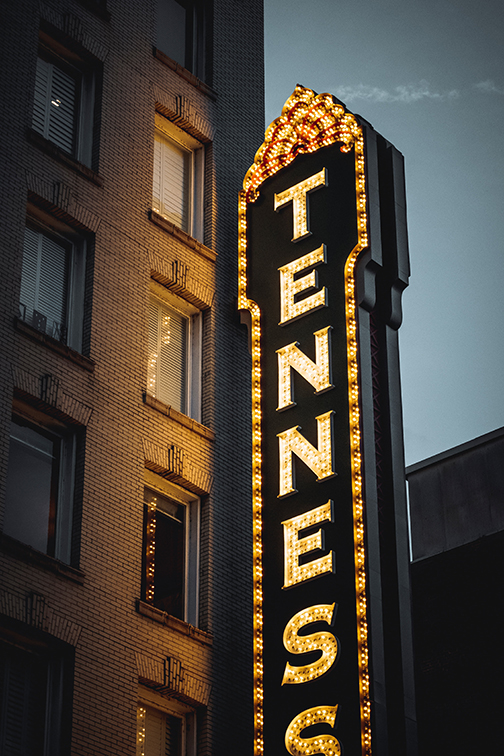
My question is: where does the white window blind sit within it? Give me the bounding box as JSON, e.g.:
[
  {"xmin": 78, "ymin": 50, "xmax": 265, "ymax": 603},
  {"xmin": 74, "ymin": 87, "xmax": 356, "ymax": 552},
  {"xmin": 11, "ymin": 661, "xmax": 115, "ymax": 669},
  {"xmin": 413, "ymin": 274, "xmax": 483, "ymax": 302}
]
[
  {"xmin": 20, "ymin": 227, "xmax": 68, "ymax": 339},
  {"xmin": 148, "ymin": 298, "xmax": 188, "ymax": 412},
  {"xmin": 153, "ymin": 132, "xmax": 191, "ymax": 231},
  {"xmin": 32, "ymin": 56, "xmax": 76, "ymax": 155}
]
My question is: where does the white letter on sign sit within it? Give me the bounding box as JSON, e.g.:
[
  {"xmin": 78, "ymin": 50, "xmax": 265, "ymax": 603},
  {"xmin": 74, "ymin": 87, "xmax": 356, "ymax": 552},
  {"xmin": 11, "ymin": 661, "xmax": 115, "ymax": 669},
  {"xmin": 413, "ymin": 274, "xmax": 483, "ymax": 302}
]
[
  {"xmin": 285, "ymin": 705, "xmax": 341, "ymax": 756},
  {"xmin": 282, "ymin": 500, "xmax": 334, "ymax": 588},
  {"xmin": 278, "ymin": 245, "xmax": 327, "ymax": 325},
  {"xmin": 276, "ymin": 326, "xmax": 333, "ymax": 411},
  {"xmin": 277, "ymin": 411, "xmax": 335, "ymax": 498},
  {"xmin": 282, "ymin": 603, "xmax": 338, "ymax": 685},
  {"xmin": 274, "ymin": 168, "xmax": 327, "ymax": 242}
]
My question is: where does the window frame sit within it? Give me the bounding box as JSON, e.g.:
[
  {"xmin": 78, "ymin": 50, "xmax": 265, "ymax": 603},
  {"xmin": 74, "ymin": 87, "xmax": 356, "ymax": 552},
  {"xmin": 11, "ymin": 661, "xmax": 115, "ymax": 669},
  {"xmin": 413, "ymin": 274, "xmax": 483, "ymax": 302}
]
[
  {"xmin": 3, "ymin": 407, "xmax": 77, "ymax": 565},
  {"xmin": 147, "ymin": 281, "xmax": 202, "ymax": 422},
  {"xmin": 153, "ymin": 114, "xmax": 204, "ymax": 242},
  {"xmin": 32, "ymin": 38, "xmax": 97, "ymax": 167},
  {"xmin": 156, "ymin": 0, "xmax": 209, "ymax": 82},
  {"xmin": 142, "ymin": 471, "xmax": 200, "ymax": 627},
  {"xmin": 0, "ymin": 633, "xmax": 74, "ymax": 756},
  {"xmin": 137, "ymin": 693, "xmax": 197, "ymax": 756},
  {"xmin": 19, "ymin": 219, "xmax": 86, "ymax": 353}
]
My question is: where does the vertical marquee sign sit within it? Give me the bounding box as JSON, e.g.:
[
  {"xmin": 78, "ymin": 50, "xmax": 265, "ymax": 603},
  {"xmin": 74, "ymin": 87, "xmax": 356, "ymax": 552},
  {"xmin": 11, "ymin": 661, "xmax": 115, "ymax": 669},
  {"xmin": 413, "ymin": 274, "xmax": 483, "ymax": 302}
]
[{"xmin": 239, "ymin": 86, "xmax": 375, "ymax": 756}]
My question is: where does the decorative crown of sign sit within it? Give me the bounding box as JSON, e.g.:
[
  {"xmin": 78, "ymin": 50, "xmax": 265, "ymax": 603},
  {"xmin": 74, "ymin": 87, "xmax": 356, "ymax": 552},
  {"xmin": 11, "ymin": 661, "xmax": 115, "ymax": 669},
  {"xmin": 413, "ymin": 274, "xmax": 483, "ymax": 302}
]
[{"xmin": 243, "ymin": 85, "xmax": 362, "ymax": 202}]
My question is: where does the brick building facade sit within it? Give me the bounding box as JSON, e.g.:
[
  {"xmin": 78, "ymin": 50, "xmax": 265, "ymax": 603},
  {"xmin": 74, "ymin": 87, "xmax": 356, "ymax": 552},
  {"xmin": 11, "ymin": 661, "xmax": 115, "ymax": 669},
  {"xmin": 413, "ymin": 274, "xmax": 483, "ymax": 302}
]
[{"xmin": 0, "ymin": 1, "xmax": 264, "ymax": 754}]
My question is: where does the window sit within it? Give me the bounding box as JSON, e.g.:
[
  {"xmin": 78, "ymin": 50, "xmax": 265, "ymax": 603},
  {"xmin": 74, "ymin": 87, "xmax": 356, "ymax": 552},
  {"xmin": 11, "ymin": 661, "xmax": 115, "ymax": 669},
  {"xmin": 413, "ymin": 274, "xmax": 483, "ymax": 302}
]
[
  {"xmin": 3, "ymin": 413, "xmax": 76, "ymax": 564},
  {"xmin": 32, "ymin": 44, "xmax": 96, "ymax": 166},
  {"xmin": 142, "ymin": 472, "xmax": 200, "ymax": 625},
  {"xmin": 136, "ymin": 700, "xmax": 196, "ymax": 756},
  {"xmin": 0, "ymin": 638, "xmax": 73, "ymax": 756},
  {"xmin": 156, "ymin": 0, "xmax": 208, "ymax": 81},
  {"xmin": 153, "ymin": 114, "xmax": 204, "ymax": 242},
  {"xmin": 19, "ymin": 224, "xmax": 85, "ymax": 351},
  {"xmin": 147, "ymin": 283, "xmax": 202, "ymax": 420}
]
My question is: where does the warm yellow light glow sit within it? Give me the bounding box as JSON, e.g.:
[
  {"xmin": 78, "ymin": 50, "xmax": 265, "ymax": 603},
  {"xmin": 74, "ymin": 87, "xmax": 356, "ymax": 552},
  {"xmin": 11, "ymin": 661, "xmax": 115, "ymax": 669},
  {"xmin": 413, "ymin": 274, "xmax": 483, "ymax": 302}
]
[
  {"xmin": 282, "ymin": 500, "xmax": 334, "ymax": 588},
  {"xmin": 274, "ymin": 168, "xmax": 327, "ymax": 241},
  {"xmin": 136, "ymin": 706, "xmax": 146, "ymax": 756},
  {"xmin": 276, "ymin": 326, "xmax": 333, "ymax": 411},
  {"xmin": 145, "ymin": 498, "xmax": 157, "ymax": 603},
  {"xmin": 279, "ymin": 245, "xmax": 327, "ymax": 325},
  {"xmin": 243, "ymin": 85, "xmax": 362, "ymax": 203},
  {"xmin": 277, "ymin": 411, "xmax": 335, "ymax": 498},
  {"xmin": 282, "ymin": 603, "xmax": 338, "ymax": 685},
  {"xmin": 285, "ymin": 705, "xmax": 341, "ymax": 756},
  {"xmin": 238, "ymin": 85, "xmax": 371, "ymax": 756}
]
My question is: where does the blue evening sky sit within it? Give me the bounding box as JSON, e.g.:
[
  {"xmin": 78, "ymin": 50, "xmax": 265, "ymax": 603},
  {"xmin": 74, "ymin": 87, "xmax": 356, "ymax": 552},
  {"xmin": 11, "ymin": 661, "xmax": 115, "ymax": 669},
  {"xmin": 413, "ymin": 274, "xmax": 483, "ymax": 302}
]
[{"xmin": 264, "ymin": 0, "xmax": 504, "ymax": 465}]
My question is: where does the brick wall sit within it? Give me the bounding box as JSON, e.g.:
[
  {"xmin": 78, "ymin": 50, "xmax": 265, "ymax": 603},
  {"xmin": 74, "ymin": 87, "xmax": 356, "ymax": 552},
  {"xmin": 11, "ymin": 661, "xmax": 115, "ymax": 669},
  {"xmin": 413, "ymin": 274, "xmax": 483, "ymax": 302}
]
[{"xmin": 0, "ymin": 1, "xmax": 264, "ymax": 754}]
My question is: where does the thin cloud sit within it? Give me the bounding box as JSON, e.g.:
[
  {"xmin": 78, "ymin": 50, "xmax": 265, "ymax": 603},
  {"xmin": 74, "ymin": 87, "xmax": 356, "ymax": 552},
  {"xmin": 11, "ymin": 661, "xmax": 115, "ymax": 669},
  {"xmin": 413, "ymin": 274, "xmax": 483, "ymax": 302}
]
[
  {"xmin": 474, "ymin": 80, "xmax": 504, "ymax": 95},
  {"xmin": 334, "ymin": 81, "xmax": 460, "ymax": 104}
]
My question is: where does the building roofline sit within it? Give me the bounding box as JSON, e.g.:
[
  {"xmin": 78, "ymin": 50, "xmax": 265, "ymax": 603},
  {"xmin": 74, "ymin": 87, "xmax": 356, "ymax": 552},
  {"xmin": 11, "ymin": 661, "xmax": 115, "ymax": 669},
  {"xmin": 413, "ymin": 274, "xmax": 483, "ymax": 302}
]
[{"xmin": 406, "ymin": 425, "xmax": 504, "ymax": 476}]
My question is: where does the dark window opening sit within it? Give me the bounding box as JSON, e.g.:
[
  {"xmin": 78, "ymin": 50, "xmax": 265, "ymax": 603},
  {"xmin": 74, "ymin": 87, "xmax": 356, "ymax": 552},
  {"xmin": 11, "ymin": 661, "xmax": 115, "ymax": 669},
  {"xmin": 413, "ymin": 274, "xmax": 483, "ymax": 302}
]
[
  {"xmin": 156, "ymin": 0, "xmax": 209, "ymax": 81},
  {"xmin": 143, "ymin": 488, "xmax": 186, "ymax": 619},
  {"xmin": 0, "ymin": 638, "xmax": 73, "ymax": 756},
  {"xmin": 3, "ymin": 415, "xmax": 76, "ymax": 564}
]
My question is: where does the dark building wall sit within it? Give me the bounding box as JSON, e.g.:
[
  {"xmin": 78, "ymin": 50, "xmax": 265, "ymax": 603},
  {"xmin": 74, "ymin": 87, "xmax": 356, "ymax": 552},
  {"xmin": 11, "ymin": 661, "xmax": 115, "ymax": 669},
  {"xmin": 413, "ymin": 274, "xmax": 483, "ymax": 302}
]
[
  {"xmin": 407, "ymin": 427, "xmax": 504, "ymax": 755},
  {"xmin": 411, "ymin": 529, "xmax": 504, "ymax": 755},
  {"xmin": 408, "ymin": 427, "xmax": 504, "ymax": 560},
  {"xmin": 0, "ymin": 2, "xmax": 264, "ymax": 755}
]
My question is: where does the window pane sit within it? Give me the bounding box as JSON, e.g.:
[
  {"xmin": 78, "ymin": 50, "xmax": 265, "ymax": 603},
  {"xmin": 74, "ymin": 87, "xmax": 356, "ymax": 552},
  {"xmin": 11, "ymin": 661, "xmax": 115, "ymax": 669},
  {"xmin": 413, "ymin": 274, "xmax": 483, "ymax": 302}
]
[
  {"xmin": 158, "ymin": 305, "xmax": 187, "ymax": 411},
  {"xmin": 38, "ymin": 234, "xmax": 68, "ymax": 337},
  {"xmin": 20, "ymin": 227, "xmax": 68, "ymax": 340},
  {"xmin": 47, "ymin": 64, "xmax": 76, "ymax": 154},
  {"xmin": 32, "ymin": 57, "xmax": 76, "ymax": 154},
  {"xmin": 165, "ymin": 713, "xmax": 182, "ymax": 755},
  {"xmin": 19, "ymin": 227, "xmax": 40, "ymax": 321},
  {"xmin": 153, "ymin": 507, "xmax": 185, "ymax": 618},
  {"xmin": 144, "ymin": 489, "xmax": 185, "ymax": 619},
  {"xmin": 32, "ymin": 57, "xmax": 50, "ymax": 137},
  {"xmin": 157, "ymin": 0, "xmax": 186, "ymax": 65},
  {"xmin": 153, "ymin": 133, "xmax": 191, "ymax": 232},
  {"xmin": 0, "ymin": 643, "xmax": 47, "ymax": 756},
  {"xmin": 3, "ymin": 420, "xmax": 57, "ymax": 555},
  {"xmin": 148, "ymin": 299, "xmax": 188, "ymax": 413}
]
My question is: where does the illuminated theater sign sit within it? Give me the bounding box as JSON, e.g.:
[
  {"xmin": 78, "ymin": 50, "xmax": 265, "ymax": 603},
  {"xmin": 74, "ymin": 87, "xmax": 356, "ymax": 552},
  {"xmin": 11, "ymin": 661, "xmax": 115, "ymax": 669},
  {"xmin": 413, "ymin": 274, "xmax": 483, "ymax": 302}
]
[{"xmin": 239, "ymin": 86, "xmax": 373, "ymax": 755}]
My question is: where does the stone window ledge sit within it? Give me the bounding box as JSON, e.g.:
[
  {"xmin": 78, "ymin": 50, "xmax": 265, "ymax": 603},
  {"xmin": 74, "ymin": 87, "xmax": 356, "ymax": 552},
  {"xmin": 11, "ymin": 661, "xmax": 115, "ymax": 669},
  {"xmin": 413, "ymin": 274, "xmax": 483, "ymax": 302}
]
[
  {"xmin": 136, "ymin": 600, "xmax": 213, "ymax": 646},
  {"xmin": 153, "ymin": 48, "xmax": 216, "ymax": 100},
  {"xmin": 148, "ymin": 211, "xmax": 217, "ymax": 262},
  {"xmin": 143, "ymin": 392, "xmax": 215, "ymax": 441},
  {"xmin": 15, "ymin": 318, "xmax": 96, "ymax": 373},
  {"xmin": 27, "ymin": 129, "xmax": 103, "ymax": 187},
  {"xmin": 0, "ymin": 534, "xmax": 85, "ymax": 585}
]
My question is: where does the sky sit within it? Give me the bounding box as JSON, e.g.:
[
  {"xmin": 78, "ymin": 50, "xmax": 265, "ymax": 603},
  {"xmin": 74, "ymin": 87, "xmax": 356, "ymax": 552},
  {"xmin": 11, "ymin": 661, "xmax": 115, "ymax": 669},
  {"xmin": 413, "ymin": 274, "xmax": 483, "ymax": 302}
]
[{"xmin": 264, "ymin": 0, "xmax": 504, "ymax": 465}]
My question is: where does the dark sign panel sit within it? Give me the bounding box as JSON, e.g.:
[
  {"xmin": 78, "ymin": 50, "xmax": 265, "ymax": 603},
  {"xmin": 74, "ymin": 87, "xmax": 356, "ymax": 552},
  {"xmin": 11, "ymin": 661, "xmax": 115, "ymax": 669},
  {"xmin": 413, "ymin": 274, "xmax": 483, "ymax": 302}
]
[{"xmin": 239, "ymin": 87, "xmax": 372, "ymax": 756}]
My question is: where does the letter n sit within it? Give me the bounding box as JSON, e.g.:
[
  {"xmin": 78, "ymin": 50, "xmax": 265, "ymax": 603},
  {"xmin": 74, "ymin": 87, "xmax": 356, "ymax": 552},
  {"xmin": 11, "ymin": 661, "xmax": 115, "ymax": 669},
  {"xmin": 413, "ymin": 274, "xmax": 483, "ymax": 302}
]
[{"xmin": 277, "ymin": 411, "xmax": 336, "ymax": 497}]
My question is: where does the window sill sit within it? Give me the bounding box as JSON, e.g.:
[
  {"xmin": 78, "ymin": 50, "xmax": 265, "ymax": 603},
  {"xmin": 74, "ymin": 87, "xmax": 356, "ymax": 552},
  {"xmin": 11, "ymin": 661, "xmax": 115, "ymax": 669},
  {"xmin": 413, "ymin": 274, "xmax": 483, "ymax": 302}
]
[
  {"xmin": 15, "ymin": 318, "xmax": 96, "ymax": 373},
  {"xmin": 148, "ymin": 210, "xmax": 217, "ymax": 262},
  {"xmin": 153, "ymin": 48, "xmax": 216, "ymax": 100},
  {"xmin": 143, "ymin": 393, "xmax": 215, "ymax": 441},
  {"xmin": 27, "ymin": 129, "xmax": 103, "ymax": 187},
  {"xmin": 136, "ymin": 600, "xmax": 213, "ymax": 646},
  {"xmin": 0, "ymin": 534, "xmax": 85, "ymax": 585}
]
